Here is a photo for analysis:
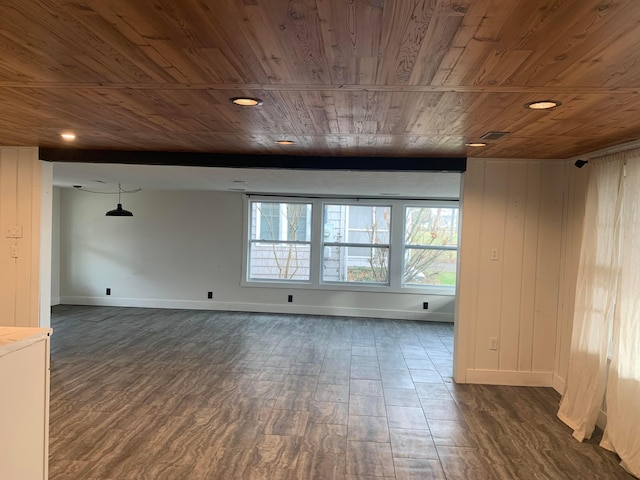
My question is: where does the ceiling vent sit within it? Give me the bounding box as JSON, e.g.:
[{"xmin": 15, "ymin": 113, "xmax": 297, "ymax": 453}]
[{"xmin": 480, "ymin": 131, "xmax": 510, "ymax": 141}]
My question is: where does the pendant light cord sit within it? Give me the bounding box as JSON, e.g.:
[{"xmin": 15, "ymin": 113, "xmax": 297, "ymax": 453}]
[{"xmin": 73, "ymin": 185, "xmax": 142, "ymax": 195}]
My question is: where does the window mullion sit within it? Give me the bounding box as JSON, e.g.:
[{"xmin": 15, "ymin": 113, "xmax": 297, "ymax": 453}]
[
  {"xmin": 310, "ymin": 198, "xmax": 323, "ymax": 286},
  {"xmin": 389, "ymin": 202, "xmax": 403, "ymax": 289},
  {"xmin": 324, "ymin": 242, "xmax": 390, "ymax": 248},
  {"xmin": 251, "ymin": 240, "xmax": 311, "ymax": 246},
  {"xmin": 404, "ymin": 245, "xmax": 458, "ymax": 251}
]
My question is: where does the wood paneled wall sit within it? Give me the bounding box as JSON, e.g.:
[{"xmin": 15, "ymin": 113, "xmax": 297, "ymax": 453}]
[
  {"xmin": 456, "ymin": 158, "xmax": 568, "ymax": 386},
  {"xmin": 553, "ymin": 164, "xmax": 589, "ymax": 392},
  {"xmin": 0, "ymin": 147, "xmax": 42, "ymax": 327}
]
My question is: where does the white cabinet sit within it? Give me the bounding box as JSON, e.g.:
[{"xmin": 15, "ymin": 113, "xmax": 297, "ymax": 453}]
[{"xmin": 0, "ymin": 327, "xmax": 52, "ymax": 480}]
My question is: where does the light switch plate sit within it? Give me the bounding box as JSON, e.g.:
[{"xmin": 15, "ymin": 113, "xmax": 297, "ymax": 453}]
[{"xmin": 6, "ymin": 226, "xmax": 23, "ymax": 238}]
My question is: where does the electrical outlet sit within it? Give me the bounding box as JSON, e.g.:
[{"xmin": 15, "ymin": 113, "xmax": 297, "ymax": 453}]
[
  {"xmin": 106, "ymin": 288, "xmax": 111, "ymax": 296},
  {"xmin": 288, "ymin": 294, "xmax": 293, "ymax": 303},
  {"xmin": 423, "ymin": 302, "xmax": 429, "ymax": 310},
  {"xmin": 490, "ymin": 248, "xmax": 499, "ymax": 261},
  {"xmin": 489, "ymin": 337, "xmax": 498, "ymax": 350},
  {"xmin": 207, "ymin": 291, "xmax": 213, "ymax": 299}
]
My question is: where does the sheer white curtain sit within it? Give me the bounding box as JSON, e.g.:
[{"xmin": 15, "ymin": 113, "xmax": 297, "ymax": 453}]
[
  {"xmin": 557, "ymin": 157, "xmax": 624, "ymax": 441},
  {"xmin": 600, "ymin": 157, "xmax": 640, "ymax": 477},
  {"xmin": 558, "ymin": 150, "xmax": 640, "ymax": 478}
]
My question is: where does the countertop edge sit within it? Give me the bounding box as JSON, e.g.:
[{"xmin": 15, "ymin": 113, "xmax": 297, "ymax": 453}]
[{"xmin": 0, "ymin": 327, "xmax": 53, "ymax": 358}]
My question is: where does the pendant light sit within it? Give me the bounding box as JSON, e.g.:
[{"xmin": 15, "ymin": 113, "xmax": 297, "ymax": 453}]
[{"xmin": 106, "ymin": 183, "xmax": 134, "ymax": 216}]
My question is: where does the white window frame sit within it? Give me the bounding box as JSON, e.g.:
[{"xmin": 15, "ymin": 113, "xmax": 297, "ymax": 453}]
[
  {"xmin": 241, "ymin": 195, "xmax": 458, "ymax": 295},
  {"xmin": 321, "ymin": 202, "xmax": 392, "ymax": 286},
  {"xmin": 402, "ymin": 203, "xmax": 459, "ymax": 289},
  {"xmin": 246, "ymin": 199, "xmax": 313, "ymax": 283}
]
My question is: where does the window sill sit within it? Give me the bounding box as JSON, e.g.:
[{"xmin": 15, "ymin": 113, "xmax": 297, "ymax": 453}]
[{"xmin": 241, "ymin": 279, "xmax": 456, "ymax": 296}]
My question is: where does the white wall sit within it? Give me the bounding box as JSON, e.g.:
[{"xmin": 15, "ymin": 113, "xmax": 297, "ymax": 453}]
[
  {"xmin": 0, "ymin": 147, "xmax": 46, "ymax": 327},
  {"xmin": 456, "ymin": 158, "xmax": 570, "ymax": 386},
  {"xmin": 58, "ymin": 188, "xmax": 455, "ymax": 321},
  {"xmin": 50, "ymin": 187, "xmax": 61, "ymax": 306}
]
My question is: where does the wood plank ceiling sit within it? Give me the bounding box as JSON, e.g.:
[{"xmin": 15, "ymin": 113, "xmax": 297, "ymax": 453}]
[{"xmin": 1, "ymin": 0, "xmax": 640, "ymax": 160}]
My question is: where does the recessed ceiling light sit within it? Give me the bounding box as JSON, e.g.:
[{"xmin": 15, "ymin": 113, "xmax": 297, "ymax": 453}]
[
  {"xmin": 276, "ymin": 140, "xmax": 295, "ymax": 145},
  {"xmin": 60, "ymin": 132, "xmax": 76, "ymax": 141},
  {"xmin": 466, "ymin": 142, "xmax": 487, "ymax": 147},
  {"xmin": 525, "ymin": 100, "xmax": 561, "ymax": 110},
  {"xmin": 230, "ymin": 97, "xmax": 263, "ymax": 106}
]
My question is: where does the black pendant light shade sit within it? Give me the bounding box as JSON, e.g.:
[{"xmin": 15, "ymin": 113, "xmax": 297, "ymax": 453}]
[
  {"xmin": 106, "ymin": 183, "xmax": 134, "ymax": 216},
  {"xmin": 106, "ymin": 203, "xmax": 133, "ymax": 216}
]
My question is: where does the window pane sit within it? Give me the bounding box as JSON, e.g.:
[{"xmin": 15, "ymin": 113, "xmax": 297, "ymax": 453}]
[
  {"xmin": 249, "ymin": 242, "xmax": 311, "ymax": 281},
  {"xmin": 345, "ymin": 231, "xmax": 372, "ymax": 244},
  {"xmin": 322, "ymin": 246, "xmax": 389, "ymax": 283},
  {"xmin": 257, "ymin": 203, "xmax": 280, "ymax": 240},
  {"xmin": 285, "ymin": 203, "xmax": 311, "ymax": 241},
  {"xmin": 403, "ymin": 248, "xmax": 457, "ymax": 286},
  {"xmin": 252, "ymin": 202, "xmax": 311, "ymax": 241},
  {"xmin": 405, "ymin": 207, "xmax": 458, "ymax": 247},
  {"xmin": 324, "ymin": 205, "xmax": 391, "ymax": 244}
]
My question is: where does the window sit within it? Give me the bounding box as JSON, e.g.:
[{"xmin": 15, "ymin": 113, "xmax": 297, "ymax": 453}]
[
  {"xmin": 322, "ymin": 204, "xmax": 391, "ymax": 284},
  {"xmin": 403, "ymin": 206, "xmax": 459, "ymax": 286},
  {"xmin": 244, "ymin": 196, "xmax": 459, "ymax": 293},
  {"xmin": 248, "ymin": 201, "xmax": 312, "ymax": 281}
]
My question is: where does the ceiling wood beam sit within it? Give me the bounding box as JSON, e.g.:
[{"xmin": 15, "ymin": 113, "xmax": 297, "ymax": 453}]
[
  {"xmin": 40, "ymin": 148, "xmax": 467, "ymax": 172},
  {"xmin": 3, "ymin": 82, "xmax": 639, "ymax": 95}
]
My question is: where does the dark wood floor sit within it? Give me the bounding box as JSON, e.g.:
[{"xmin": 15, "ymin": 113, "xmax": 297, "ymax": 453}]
[{"xmin": 48, "ymin": 305, "xmax": 632, "ymax": 480}]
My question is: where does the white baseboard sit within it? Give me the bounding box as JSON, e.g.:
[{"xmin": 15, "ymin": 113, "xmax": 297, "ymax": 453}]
[
  {"xmin": 51, "ymin": 296, "xmax": 61, "ymax": 306},
  {"xmin": 465, "ymin": 369, "xmax": 553, "ymax": 387},
  {"xmin": 59, "ymin": 296, "xmax": 454, "ymax": 322},
  {"xmin": 596, "ymin": 409, "xmax": 607, "ymax": 431},
  {"xmin": 552, "ymin": 374, "xmax": 566, "ymax": 395}
]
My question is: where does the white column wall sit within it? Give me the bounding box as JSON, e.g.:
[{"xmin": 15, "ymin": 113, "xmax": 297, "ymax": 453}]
[
  {"xmin": 456, "ymin": 158, "xmax": 569, "ymax": 386},
  {"xmin": 0, "ymin": 147, "xmax": 45, "ymax": 327}
]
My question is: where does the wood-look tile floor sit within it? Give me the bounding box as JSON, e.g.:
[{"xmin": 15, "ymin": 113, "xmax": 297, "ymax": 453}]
[{"xmin": 49, "ymin": 306, "xmax": 633, "ymax": 480}]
